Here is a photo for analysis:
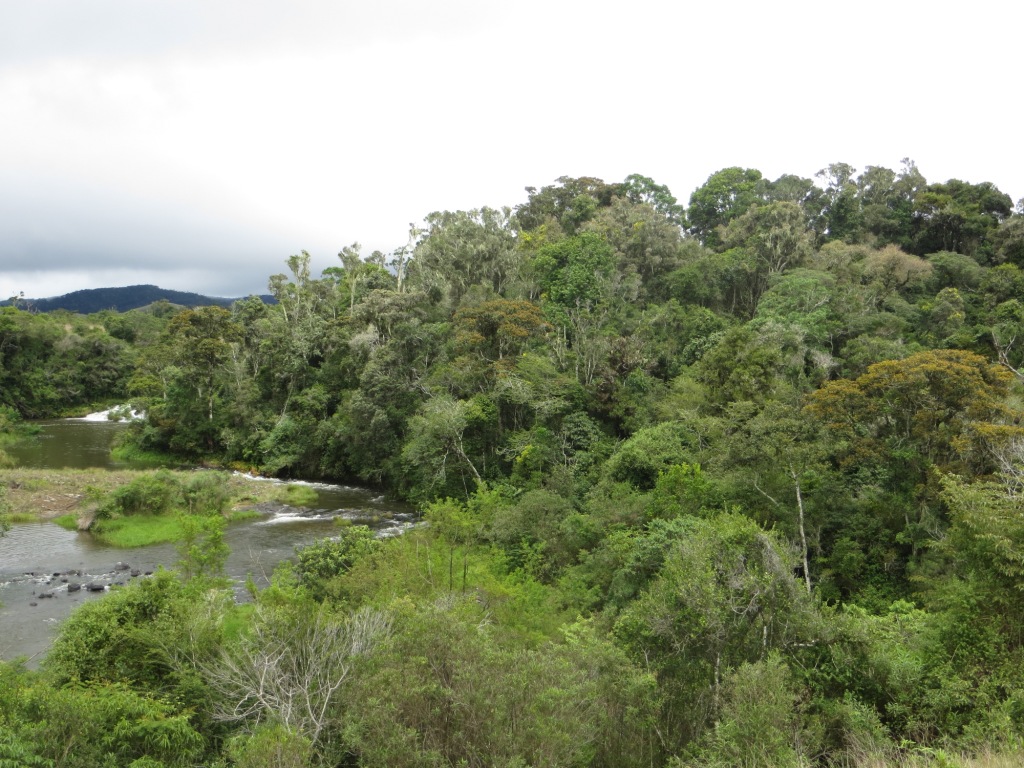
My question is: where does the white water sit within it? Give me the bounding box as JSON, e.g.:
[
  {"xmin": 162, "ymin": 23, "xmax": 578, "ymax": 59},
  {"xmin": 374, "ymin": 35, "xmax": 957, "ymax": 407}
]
[{"xmin": 71, "ymin": 406, "xmax": 145, "ymax": 422}]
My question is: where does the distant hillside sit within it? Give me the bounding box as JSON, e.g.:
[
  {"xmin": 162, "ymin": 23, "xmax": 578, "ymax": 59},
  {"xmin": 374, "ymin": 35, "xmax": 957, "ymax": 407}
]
[{"xmin": 4, "ymin": 285, "xmax": 273, "ymax": 313}]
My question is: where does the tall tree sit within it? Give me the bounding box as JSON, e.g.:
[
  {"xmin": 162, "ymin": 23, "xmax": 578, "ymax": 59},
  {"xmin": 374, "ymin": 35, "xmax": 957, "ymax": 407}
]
[
  {"xmin": 411, "ymin": 207, "xmax": 521, "ymax": 307},
  {"xmin": 687, "ymin": 167, "xmax": 765, "ymax": 248}
]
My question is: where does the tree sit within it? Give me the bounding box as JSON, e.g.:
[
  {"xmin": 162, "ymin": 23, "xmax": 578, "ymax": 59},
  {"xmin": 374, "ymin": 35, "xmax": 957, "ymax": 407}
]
[
  {"xmin": 295, "ymin": 526, "xmax": 380, "ymax": 600},
  {"xmin": 697, "ymin": 322, "xmax": 828, "ymax": 409},
  {"xmin": 516, "ymin": 175, "xmax": 623, "ymax": 234},
  {"xmin": 687, "ymin": 167, "xmax": 765, "ymax": 248},
  {"xmin": 912, "ymin": 179, "xmax": 1013, "ymax": 259},
  {"xmin": 453, "ymin": 298, "xmax": 547, "ymax": 364},
  {"xmin": 678, "ymin": 654, "xmax": 809, "ymax": 768},
  {"xmin": 201, "ymin": 602, "xmax": 391, "ymax": 756},
  {"xmin": 856, "ymin": 159, "xmax": 926, "ymax": 249},
  {"xmin": 176, "ymin": 513, "xmax": 229, "ymax": 585},
  {"xmin": 531, "ymin": 232, "xmax": 616, "ymax": 385},
  {"xmin": 402, "ymin": 395, "xmax": 487, "ymax": 498},
  {"xmin": 723, "ymin": 201, "xmax": 815, "ymax": 276},
  {"xmin": 722, "ymin": 401, "xmax": 829, "ymax": 592},
  {"xmin": 621, "ymin": 172, "xmax": 685, "ymax": 225},
  {"xmin": 814, "ymin": 162, "xmax": 862, "ymax": 243},
  {"xmin": 862, "ymin": 245, "xmax": 932, "ymax": 300},
  {"xmin": 805, "ymin": 349, "xmax": 1014, "ymax": 476},
  {"xmin": 804, "ymin": 349, "xmax": 1020, "ymax": 560},
  {"xmin": 992, "ymin": 214, "xmax": 1024, "ymax": 267},
  {"xmin": 411, "ymin": 207, "xmax": 521, "ymax": 307},
  {"xmin": 940, "ymin": 473, "xmax": 1024, "ymax": 632},
  {"xmin": 614, "ymin": 513, "xmax": 812, "ymax": 750},
  {"xmin": 337, "ymin": 242, "xmax": 373, "ymax": 312},
  {"xmin": 582, "ymin": 195, "xmax": 685, "ymax": 301},
  {"xmin": 152, "ymin": 306, "xmax": 243, "ymax": 454}
]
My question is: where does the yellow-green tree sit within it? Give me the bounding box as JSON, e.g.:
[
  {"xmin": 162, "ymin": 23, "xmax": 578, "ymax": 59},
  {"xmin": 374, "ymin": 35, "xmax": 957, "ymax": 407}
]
[{"xmin": 805, "ymin": 349, "xmax": 1014, "ymax": 475}]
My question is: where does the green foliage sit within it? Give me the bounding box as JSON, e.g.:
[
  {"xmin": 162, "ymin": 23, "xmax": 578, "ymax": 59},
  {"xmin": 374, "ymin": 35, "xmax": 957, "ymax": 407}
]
[
  {"xmin": 176, "ymin": 513, "xmax": 229, "ymax": 584},
  {"xmin": 181, "ymin": 471, "xmax": 232, "ymax": 515},
  {"xmin": 604, "ymin": 421, "xmax": 703, "ymax": 490},
  {"xmin": 346, "ymin": 595, "xmax": 653, "ymax": 768},
  {"xmin": 9, "ymin": 680, "xmax": 205, "ymax": 768},
  {"xmin": 647, "ymin": 463, "xmax": 723, "ymax": 520},
  {"xmin": 45, "ymin": 570, "xmax": 219, "ymax": 690},
  {"xmin": 226, "ymin": 723, "xmax": 313, "ymax": 768},
  {"xmin": 274, "ymin": 483, "xmax": 319, "ymax": 506},
  {"xmin": 676, "ymin": 655, "xmax": 809, "ymax": 768},
  {"xmin": 614, "ymin": 513, "xmax": 814, "ymax": 750},
  {"xmin": 687, "ymin": 167, "xmax": 765, "ymax": 247},
  {"xmin": 532, "ymin": 231, "xmax": 615, "ymax": 312},
  {"xmin": 96, "ymin": 470, "xmax": 180, "ymax": 519},
  {"xmin": 401, "ymin": 394, "xmax": 488, "ymax": 500},
  {"xmin": 91, "ymin": 513, "xmax": 186, "ymax": 548},
  {"xmin": 10, "ymin": 164, "xmax": 1024, "ymax": 764},
  {"xmin": 295, "ymin": 526, "xmax": 380, "ymax": 600},
  {"xmin": 96, "ymin": 470, "xmax": 232, "ymax": 520},
  {"xmin": 411, "ymin": 207, "xmax": 521, "ymax": 306},
  {"xmin": 0, "ymin": 306, "xmax": 132, "ymax": 418}
]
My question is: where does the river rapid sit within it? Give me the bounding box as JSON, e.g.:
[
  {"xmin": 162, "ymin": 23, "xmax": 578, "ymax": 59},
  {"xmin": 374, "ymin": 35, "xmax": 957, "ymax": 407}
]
[{"xmin": 0, "ymin": 416, "xmax": 415, "ymax": 664}]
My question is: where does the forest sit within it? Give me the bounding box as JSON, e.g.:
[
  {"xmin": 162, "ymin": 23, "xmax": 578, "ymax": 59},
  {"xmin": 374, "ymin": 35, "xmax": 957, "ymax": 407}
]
[{"xmin": 2, "ymin": 160, "xmax": 1024, "ymax": 767}]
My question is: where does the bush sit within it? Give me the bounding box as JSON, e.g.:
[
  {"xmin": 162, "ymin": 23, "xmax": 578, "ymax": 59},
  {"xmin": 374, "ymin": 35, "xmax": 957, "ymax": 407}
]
[
  {"xmin": 96, "ymin": 470, "xmax": 180, "ymax": 519},
  {"xmin": 295, "ymin": 526, "xmax": 380, "ymax": 600},
  {"xmin": 677, "ymin": 655, "xmax": 809, "ymax": 768},
  {"xmin": 181, "ymin": 471, "xmax": 231, "ymax": 515}
]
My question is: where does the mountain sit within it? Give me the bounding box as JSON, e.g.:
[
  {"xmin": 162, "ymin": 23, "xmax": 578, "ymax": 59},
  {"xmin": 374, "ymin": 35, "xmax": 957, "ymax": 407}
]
[{"xmin": 4, "ymin": 285, "xmax": 273, "ymax": 313}]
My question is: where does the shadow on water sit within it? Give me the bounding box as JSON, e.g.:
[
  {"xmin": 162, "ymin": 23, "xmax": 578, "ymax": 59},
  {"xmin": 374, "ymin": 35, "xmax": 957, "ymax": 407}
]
[{"xmin": 0, "ymin": 418, "xmax": 416, "ymax": 665}]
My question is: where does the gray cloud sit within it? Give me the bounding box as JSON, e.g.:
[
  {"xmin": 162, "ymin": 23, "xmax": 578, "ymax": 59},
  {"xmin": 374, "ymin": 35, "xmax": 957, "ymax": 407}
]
[{"xmin": 1, "ymin": 1, "xmax": 1021, "ymax": 304}]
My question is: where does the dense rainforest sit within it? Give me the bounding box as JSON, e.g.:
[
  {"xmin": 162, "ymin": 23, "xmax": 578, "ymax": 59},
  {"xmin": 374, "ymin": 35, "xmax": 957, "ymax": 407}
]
[{"xmin": 3, "ymin": 161, "xmax": 1024, "ymax": 767}]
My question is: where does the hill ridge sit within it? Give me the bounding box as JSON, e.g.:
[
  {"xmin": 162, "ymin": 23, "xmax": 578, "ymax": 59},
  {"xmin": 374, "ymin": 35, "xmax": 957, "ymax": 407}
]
[{"xmin": 4, "ymin": 284, "xmax": 271, "ymax": 313}]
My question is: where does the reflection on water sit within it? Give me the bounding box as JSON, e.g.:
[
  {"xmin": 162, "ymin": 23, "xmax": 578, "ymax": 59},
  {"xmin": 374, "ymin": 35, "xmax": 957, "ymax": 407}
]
[
  {"xmin": 6, "ymin": 419, "xmax": 135, "ymax": 470},
  {"xmin": 0, "ymin": 419, "xmax": 416, "ymax": 665}
]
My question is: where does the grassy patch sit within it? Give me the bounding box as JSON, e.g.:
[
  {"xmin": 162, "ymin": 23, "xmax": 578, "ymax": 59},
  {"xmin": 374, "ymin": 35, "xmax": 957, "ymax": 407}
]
[
  {"xmin": 109, "ymin": 443, "xmax": 179, "ymax": 468},
  {"xmin": 90, "ymin": 514, "xmax": 185, "ymax": 548},
  {"xmin": 53, "ymin": 515, "xmax": 78, "ymax": 531},
  {"xmin": 8, "ymin": 512, "xmax": 36, "ymax": 523},
  {"xmin": 228, "ymin": 509, "xmax": 262, "ymax": 523},
  {"xmin": 275, "ymin": 484, "xmax": 319, "ymax": 506}
]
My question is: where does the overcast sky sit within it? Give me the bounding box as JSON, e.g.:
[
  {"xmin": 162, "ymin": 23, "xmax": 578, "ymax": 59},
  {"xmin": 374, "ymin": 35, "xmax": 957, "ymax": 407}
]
[{"xmin": 2, "ymin": 1, "xmax": 1021, "ymax": 300}]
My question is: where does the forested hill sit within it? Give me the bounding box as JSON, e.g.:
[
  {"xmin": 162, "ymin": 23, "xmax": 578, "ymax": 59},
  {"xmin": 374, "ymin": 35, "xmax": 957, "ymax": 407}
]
[
  {"xmin": 4, "ymin": 284, "xmax": 272, "ymax": 313},
  {"xmin": 5, "ymin": 162, "xmax": 1024, "ymax": 766}
]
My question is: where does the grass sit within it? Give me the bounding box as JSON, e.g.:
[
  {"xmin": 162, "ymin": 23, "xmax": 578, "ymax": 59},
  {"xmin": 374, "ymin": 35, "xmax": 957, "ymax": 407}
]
[
  {"xmin": 90, "ymin": 514, "xmax": 185, "ymax": 548},
  {"xmin": 228, "ymin": 509, "xmax": 262, "ymax": 523},
  {"xmin": 7, "ymin": 512, "xmax": 35, "ymax": 523},
  {"xmin": 109, "ymin": 443, "xmax": 180, "ymax": 467},
  {"xmin": 275, "ymin": 484, "xmax": 319, "ymax": 506},
  {"xmin": 53, "ymin": 515, "xmax": 78, "ymax": 531}
]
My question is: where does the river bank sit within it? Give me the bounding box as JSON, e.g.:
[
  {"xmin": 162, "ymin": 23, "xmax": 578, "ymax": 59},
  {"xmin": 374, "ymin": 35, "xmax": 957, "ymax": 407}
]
[{"xmin": 1, "ymin": 472, "xmax": 417, "ymax": 664}]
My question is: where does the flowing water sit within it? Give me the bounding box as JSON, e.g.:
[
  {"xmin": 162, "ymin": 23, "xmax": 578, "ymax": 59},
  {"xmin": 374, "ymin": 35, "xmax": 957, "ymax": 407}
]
[{"xmin": 0, "ymin": 417, "xmax": 415, "ymax": 664}]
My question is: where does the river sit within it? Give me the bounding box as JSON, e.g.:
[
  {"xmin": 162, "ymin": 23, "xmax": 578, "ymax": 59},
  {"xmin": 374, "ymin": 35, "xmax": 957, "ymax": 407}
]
[{"xmin": 0, "ymin": 416, "xmax": 415, "ymax": 664}]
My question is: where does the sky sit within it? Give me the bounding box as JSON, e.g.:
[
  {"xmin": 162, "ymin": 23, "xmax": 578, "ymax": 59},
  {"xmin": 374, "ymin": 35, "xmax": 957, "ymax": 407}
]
[{"xmin": 2, "ymin": 0, "xmax": 1022, "ymax": 300}]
